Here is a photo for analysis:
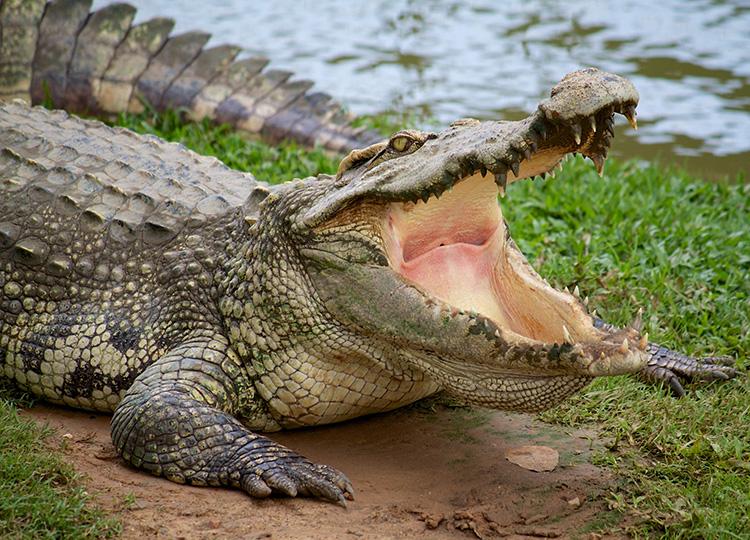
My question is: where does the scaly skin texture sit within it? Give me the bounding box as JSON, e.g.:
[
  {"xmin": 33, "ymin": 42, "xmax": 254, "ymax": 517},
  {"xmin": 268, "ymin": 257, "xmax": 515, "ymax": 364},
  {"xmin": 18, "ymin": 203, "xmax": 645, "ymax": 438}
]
[
  {"xmin": 0, "ymin": 0, "xmax": 380, "ymax": 152},
  {"xmin": 0, "ymin": 66, "xmax": 740, "ymax": 503}
]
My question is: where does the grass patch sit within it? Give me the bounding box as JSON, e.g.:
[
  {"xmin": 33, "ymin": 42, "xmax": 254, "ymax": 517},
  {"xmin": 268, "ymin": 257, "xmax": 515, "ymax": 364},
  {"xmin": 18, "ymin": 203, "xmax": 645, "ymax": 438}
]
[
  {"xmin": 0, "ymin": 387, "xmax": 119, "ymax": 539},
  {"xmin": 512, "ymin": 158, "xmax": 749, "ymax": 538},
  {"xmin": 2, "ymin": 107, "xmax": 746, "ymax": 538}
]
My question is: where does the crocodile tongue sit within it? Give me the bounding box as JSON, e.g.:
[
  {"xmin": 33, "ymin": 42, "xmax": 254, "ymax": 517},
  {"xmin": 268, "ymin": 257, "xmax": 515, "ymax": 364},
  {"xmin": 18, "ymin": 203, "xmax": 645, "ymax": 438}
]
[
  {"xmin": 383, "ymin": 171, "xmax": 508, "ymax": 322},
  {"xmin": 400, "ymin": 227, "xmax": 507, "ymax": 327}
]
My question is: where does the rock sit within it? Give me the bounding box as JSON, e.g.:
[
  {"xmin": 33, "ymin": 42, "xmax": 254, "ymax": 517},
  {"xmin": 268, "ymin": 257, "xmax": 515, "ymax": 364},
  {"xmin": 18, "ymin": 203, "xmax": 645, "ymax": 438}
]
[{"xmin": 505, "ymin": 445, "xmax": 559, "ymax": 472}]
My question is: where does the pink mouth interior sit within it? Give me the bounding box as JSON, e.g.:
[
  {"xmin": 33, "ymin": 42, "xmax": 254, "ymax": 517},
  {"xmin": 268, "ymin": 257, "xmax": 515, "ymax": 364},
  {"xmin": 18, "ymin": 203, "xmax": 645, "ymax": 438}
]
[{"xmin": 382, "ymin": 172, "xmax": 597, "ymax": 344}]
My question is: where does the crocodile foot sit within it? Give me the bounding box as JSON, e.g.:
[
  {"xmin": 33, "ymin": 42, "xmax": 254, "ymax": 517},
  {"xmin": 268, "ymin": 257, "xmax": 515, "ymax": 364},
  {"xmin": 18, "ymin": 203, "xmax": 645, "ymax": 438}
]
[
  {"xmin": 640, "ymin": 343, "xmax": 741, "ymax": 397},
  {"xmin": 238, "ymin": 452, "xmax": 355, "ymax": 506}
]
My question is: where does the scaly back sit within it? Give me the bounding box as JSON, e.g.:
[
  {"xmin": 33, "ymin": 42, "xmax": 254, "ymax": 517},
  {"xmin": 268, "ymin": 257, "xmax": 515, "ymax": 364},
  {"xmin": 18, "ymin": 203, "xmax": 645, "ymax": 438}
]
[{"xmin": 0, "ymin": 100, "xmax": 257, "ymax": 266}]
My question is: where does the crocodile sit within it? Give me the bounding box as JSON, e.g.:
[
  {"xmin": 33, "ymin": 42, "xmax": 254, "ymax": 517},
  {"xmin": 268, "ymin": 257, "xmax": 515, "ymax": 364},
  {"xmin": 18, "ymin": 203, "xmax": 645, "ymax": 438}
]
[
  {"xmin": 0, "ymin": 62, "xmax": 740, "ymax": 504},
  {"xmin": 0, "ymin": 0, "xmax": 381, "ymax": 152}
]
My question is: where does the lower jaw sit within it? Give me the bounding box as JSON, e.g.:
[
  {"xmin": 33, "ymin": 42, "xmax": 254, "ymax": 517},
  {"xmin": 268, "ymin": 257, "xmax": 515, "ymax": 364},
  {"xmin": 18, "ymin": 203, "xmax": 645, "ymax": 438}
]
[{"xmin": 394, "ymin": 223, "xmax": 597, "ymax": 346}]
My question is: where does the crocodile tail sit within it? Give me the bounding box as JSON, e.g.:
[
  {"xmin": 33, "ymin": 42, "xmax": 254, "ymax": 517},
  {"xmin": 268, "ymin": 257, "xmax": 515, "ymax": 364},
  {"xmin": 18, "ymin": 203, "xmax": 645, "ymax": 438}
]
[{"xmin": 0, "ymin": 0, "xmax": 381, "ymax": 153}]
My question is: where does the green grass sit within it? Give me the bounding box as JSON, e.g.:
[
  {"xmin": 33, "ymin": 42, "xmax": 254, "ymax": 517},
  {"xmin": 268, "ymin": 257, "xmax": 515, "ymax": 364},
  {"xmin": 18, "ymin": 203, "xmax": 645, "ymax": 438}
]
[
  {"xmin": 1, "ymin": 108, "xmax": 747, "ymax": 538},
  {"xmin": 508, "ymin": 159, "xmax": 749, "ymax": 538},
  {"xmin": 0, "ymin": 386, "xmax": 120, "ymax": 539}
]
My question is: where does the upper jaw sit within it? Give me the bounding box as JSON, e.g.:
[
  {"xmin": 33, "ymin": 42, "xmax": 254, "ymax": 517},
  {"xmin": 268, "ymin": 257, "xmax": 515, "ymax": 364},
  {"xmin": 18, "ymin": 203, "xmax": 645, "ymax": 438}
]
[{"xmin": 301, "ymin": 68, "xmax": 638, "ymax": 229}]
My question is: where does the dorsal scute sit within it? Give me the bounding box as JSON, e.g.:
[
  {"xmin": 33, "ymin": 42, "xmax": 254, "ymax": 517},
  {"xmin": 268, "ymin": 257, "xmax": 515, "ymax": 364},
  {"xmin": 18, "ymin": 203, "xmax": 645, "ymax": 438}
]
[{"xmin": 0, "ymin": 101, "xmax": 263, "ymax": 247}]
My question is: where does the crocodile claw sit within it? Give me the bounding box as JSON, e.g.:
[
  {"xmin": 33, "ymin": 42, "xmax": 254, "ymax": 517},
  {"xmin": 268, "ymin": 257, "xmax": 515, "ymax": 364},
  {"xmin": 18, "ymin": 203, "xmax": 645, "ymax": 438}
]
[
  {"xmin": 240, "ymin": 454, "xmax": 354, "ymax": 505},
  {"xmin": 639, "ymin": 344, "xmax": 741, "ymax": 397}
]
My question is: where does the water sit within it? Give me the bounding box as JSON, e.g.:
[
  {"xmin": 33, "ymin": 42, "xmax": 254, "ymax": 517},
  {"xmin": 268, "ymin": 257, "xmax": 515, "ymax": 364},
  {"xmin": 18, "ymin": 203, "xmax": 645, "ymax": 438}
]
[{"xmin": 93, "ymin": 0, "xmax": 750, "ymax": 179}]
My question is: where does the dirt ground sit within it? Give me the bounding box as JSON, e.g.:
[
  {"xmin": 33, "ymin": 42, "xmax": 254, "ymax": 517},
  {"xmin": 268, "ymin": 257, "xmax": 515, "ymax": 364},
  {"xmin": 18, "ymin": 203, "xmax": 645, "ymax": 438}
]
[{"xmin": 24, "ymin": 403, "xmax": 622, "ymax": 539}]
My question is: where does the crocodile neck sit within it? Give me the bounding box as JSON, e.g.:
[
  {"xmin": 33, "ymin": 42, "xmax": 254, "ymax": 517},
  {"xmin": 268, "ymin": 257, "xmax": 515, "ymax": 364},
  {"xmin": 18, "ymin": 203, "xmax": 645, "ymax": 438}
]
[{"xmin": 219, "ymin": 180, "xmax": 439, "ymax": 429}]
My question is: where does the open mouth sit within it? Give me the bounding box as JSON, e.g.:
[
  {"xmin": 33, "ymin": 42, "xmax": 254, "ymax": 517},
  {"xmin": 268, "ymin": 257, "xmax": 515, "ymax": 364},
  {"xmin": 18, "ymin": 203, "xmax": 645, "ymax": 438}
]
[
  {"xmin": 383, "ymin": 170, "xmax": 595, "ymax": 345},
  {"xmin": 304, "ymin": 68, "xmax": 648, "ymax": 378},
  {"xmin": 379, "ymin": 103, "xmax": 647, "ymax": 366}
]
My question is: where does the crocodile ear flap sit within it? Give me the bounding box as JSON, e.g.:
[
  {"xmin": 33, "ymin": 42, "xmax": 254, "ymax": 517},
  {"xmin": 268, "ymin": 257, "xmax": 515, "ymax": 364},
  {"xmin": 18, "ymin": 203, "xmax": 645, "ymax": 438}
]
[{"xmin": 336, "ymin": 141, "xmax": 388, "ymax": 179}]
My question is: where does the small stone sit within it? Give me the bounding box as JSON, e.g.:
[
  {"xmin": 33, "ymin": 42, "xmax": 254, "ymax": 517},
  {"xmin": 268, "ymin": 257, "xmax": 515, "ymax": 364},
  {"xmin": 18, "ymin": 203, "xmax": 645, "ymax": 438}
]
[
  {"xmin": 567, "ymin": 496, "xmax": 581, "ymax": 507},
  {"xmin": 505, "ymin": 445, "xmax": 559, "ymax": 472},
  {"xmin": 418, "ymin": 512, "xmax": 445, "ymax": 530}
]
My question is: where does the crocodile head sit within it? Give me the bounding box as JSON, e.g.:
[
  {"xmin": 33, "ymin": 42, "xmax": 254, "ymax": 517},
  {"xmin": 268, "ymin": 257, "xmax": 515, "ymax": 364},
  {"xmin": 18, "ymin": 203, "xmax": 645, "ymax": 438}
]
[{"xmin": 256, "ymin": 68, "xmax": 647, "ymax": 412}]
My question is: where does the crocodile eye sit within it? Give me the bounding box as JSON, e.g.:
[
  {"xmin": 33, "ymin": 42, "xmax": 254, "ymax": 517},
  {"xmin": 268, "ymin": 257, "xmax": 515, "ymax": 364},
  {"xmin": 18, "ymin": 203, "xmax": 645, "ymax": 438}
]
[{"xmin": 389, "ymin": 135, "xmax": 412, "ymax": 152}]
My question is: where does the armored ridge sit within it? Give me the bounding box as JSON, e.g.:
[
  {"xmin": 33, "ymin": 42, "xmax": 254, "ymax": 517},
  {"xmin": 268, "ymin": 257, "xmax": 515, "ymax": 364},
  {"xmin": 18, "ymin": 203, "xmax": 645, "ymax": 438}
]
[
  {"xmin": 0, "ymin": 66, "xmax": 739, "ymax": 504},
  {"xmin": 0, "ymin": 0, "xmax": 381, "ymax": 153}
]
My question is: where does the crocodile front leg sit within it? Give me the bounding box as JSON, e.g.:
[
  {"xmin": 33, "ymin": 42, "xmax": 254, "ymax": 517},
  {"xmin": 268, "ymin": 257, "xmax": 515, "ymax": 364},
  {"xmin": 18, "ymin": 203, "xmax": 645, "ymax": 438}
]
[
  {"xmin": 111, "ymin": 334, "xmax": 353, "ymax": 504},
  {"xmin": 593, "ymin": 318, "xmax": 741, "ymax": 396},
  {"xmin": 639, "ymin": 344, "xmax": 739, "ymax": 397}
]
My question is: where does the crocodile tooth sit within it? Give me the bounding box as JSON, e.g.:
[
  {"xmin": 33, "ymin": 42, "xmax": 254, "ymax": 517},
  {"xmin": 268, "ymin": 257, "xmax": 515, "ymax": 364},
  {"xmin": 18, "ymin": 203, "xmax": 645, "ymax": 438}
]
[
  {"xmin": 588, "ymin": 116, "xmax": 597, "ymax": 133},
  {"xmin": 639, "ymin": 332, "xmax": 649, "ymax": 350},
  {"xmin": 591, "ymin": 154, "xmax": 605, "ymax": 176},
  {"xmin": 562, "ymin": 325, "xmax": 573, "ymax": 344},
  {"xmin": 510, "ymin": 160, "xmax": 520, "ymax": 176},
  {"xmin": 591, "ymin": 309, "xmax": 598, "ymax": 318},
  {"xmin": 494, "ymin": 171, "xmax": 507, "ymax": 191},
  {"xmin": 573, "ymin": 285, "xmax": 580, "ymax": 298},
  {"xmin": 632, "ymin": 307, "xmax": 643, "ymax": 332},
  {"xmin": 622, "ymin": 104, "xmax": 638, "ymax": 130},
  {"xmin": 494, "ymin": 329, "xmax": 501, "ymax": 339},
  {"xmin": 480, "ymin": 166, "xmax": 488, "ymax": 178},
  {"xmin": 563, "ymin": 286, "xmax": 570, "ymax": 294},
  {"xmin": 571, "ymin": 123, "xmax": 582, "ymax": 145},
  {"xmin": 619, "ymin": 338, "xmax": 629, "ymax": 354},
  {"xmin": 583, "ymin": 295, "xmax": 589, "ymax": 306}
]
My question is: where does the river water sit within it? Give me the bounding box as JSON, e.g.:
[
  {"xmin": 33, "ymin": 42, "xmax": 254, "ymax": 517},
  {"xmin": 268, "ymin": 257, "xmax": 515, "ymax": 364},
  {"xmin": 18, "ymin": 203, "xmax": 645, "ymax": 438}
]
[{"xmin": 93, "ymin": 0, "xmax": 750, "ymax": 179}]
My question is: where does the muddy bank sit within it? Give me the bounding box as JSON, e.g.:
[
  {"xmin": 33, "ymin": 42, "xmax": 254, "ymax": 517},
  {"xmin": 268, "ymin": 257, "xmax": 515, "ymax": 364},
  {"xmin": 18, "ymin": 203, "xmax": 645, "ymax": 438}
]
[{"xmin": 24, "ymin": 403, "xmax": 619, "ymax": 539}]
